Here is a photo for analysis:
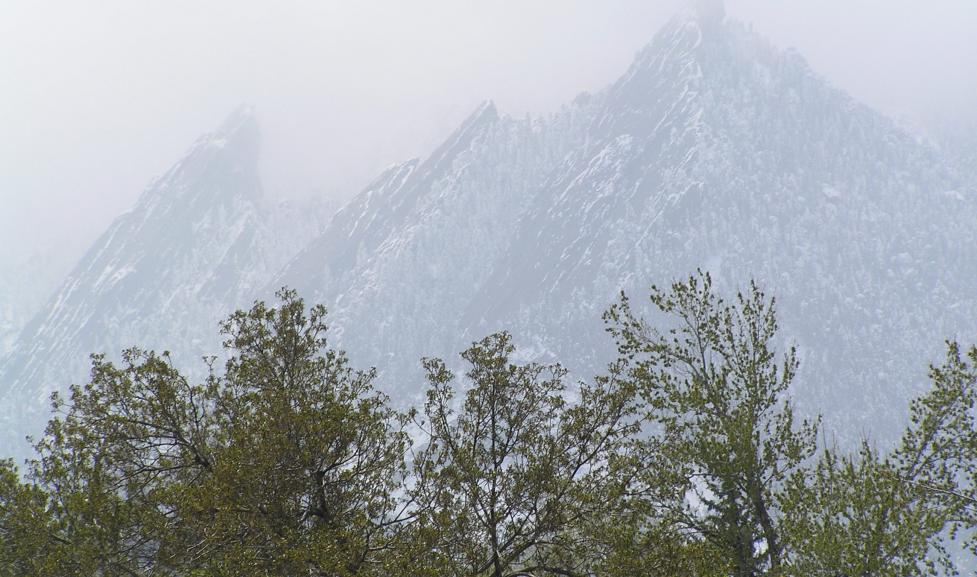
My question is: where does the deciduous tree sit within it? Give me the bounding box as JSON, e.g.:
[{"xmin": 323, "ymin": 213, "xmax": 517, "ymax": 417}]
[
  {"xmin": 606, "ymin": 272, "xmax": 819, "ymax": 577},
  {"xmin": 5, "ymin": 289, "xmax": 414, "ymax": 576},
  {"xmin": 413, "ymin": 332, "xmax": 642, "ymax": 577}
]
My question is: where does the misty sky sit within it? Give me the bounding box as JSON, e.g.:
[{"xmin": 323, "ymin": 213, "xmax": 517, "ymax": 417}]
[{"xmin": 2, "ymin": 0, "xmax": 975, "ymax": 271}]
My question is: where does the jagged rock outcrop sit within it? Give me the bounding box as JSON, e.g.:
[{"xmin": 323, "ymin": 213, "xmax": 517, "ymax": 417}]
[
  {"xmin": 4, "ymin": 7, "xmax": 975, "ymax": 456},
  {"xmin": 275, "ymin": 10, "xmax": 977, "ymax": 439},
  {"xmin": 0, "ymin": 108, "xmax": 328, "ymax": 457}
]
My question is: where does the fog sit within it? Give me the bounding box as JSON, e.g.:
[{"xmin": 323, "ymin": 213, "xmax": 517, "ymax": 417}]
[{"xmin": 1, "ymin": 0, "xmax": 975, "ymax": 271}]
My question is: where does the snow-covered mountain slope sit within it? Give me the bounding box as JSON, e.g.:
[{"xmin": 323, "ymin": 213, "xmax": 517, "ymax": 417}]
[
  {"xmin": 0, "ymin": 253, "xmax": 69, "ymax": 358},
  {"xmin": 275, "ymin": 9, "xmax": 977, "ymax": 438},
  {"xmin": 0, "ymin": 108, "xmax": 328, "ymax": 457},
  {"xmin": 2, "ymin": 6, "xmax": 974, "ymax": 455},
  {"xmin": 275, "ymin": 99, "xmax": 580, "ymax": 369},
  {"xmin": 493, "ymin": 12, "xmax": 977, "ymax": 436},
  {"xmin": 938, "ymin": 121, "xmax": 977, "ymax": 192}
]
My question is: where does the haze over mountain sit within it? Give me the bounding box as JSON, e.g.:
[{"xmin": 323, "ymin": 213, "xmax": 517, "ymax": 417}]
[
  {"xmin": 3, "ymin": 1, "xmax": 975, "ymax": 277},
  {"xmin": 0, "ymin": 253, "xmax": 68, "ymax": 358},
  {"xmin": 275, "ymin": 3, "xmax": 977, "ymax": 436},
  {"xmin": 0, "ymin": 109, "xmax": 332, "ymax": 456},
  {"xmin": 1, "ymin": 3, "xmax": 975, "ymax": 458}
]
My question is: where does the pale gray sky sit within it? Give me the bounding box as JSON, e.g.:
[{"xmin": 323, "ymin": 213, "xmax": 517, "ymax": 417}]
[{"xmin": 1, "ymin": 1, "xmax": 975, "ymax": 270}]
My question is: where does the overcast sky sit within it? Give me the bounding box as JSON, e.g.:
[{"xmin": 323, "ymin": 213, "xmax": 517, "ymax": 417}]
[{"xmin": 2, "ymin": 0, "xmax": 976, "ymax": 270}]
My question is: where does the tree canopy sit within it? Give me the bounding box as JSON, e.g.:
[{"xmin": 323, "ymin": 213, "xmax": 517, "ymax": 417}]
[{"xmin": 2, "ymin": 278, "xmax": 977, "ymax": 576}]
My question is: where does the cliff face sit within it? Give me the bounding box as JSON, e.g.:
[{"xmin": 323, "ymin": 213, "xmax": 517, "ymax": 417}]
[
  {"xmin": 4, "ymin": 9, "xmax": 976, "ymax": 458},
  {"xmin": 276, "ymin": 12, "xmax": 977, "ymax": 437},
  {"xmin": 0, "ymin": 109, "xmax": 292, "ymax": 456}
]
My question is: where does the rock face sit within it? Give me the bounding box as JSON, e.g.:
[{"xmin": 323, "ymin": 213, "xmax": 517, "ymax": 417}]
[
  {"xmin": 275, "ymin": 11, "xmax": 977, "ymax": 437},
  {"xmin": 0, "ymin": 108, "xmax": 328, "ymax": 457},
  {"xmin": 3, "ymin": 9, "xmax": 976, "ymax": 456},
  {"xmin": 0, "ymin": 254, "xmax": 67, "ymax": 359}
]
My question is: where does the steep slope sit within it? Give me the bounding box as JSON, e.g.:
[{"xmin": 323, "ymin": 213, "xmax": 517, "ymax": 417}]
[
  {"xmin": 937, "ymin": 120, "xmax": 977, "ymax": 192},
  {"xmin": 276, "ymin": 8, "xmax": 977, "ymax": 438},
  {"xmin": 493, "ymin": 14, "xmax": 977, "ymax": 436},
  {"xmin": 4, "ymin": 6, "xmax": 972, "ymax": 451},
  {"xmin": 0, "ymin": 108, "xmax": 316, "ymax": 456},
  {"xmin": 275, "ymin": 100, "xmax": 579, "ymax": 382},
  {"xmin": 0, "ymin": 252, "xmax": 69, "ymax": 357}
]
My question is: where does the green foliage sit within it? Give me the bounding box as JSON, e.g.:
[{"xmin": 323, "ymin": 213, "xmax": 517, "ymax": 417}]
[
  {"xmin": 2, "ymin": 281, "xmax": 977, "ymax": 576},
  {"xmin": 5, "ymin": 289, "xmax": 413, "ymax": 576},
  {"xmin": 412, "ymin": 332, "xmax": 644, "ymax": 577},
  {"xmin": 605, "ymin": 272, "xmax": 818, "ymax": 576},
  {"xmin": 782, "ymin": 342, "xmax": 977, "ymax": 577},
  {"xmin": 0, "ymin": 459, "xmax": 62, "ymax": 576}
]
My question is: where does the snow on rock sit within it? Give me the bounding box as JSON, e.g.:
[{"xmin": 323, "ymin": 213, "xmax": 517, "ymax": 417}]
[
  {"xmin": 3, "ymin": 9, "xmax": 977, "ymax": 457},
  {"xmin": 274, "ymin": 11, "xmax": 977, "ymax": 441},
  {"xmin": 0, "ymin": 107, "xmax": 328, "ymax": 458}
]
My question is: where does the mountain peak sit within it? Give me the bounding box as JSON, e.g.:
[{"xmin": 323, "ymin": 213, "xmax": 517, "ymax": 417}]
[
  {"xmin": 215, "ymin": 103, "xmax": 258, "ymax": 138},
  {"xmin": 609, "ymin": 7, "xmax": 711, "ymax": 107},
  {"xmin": 199, "ymin": 104, "xmax": 260, "ymax": 154},
  {"xmin": 419, "ymin": 100, "xmax": 498, "ymax": 172},
  {"xmin": 462, "ymin": 100, "xmax": 498, "ymax": 129}
]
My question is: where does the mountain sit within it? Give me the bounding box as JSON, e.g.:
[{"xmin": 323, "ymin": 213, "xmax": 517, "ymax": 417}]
[
  {"xmin": 937, "ymin": 119, "xmax": 977, "ymax": 191},
  {"xmin": 276, "ymin": 99, "xmax": 577, "ymax": 375},
  {"xmin": 3, "ymin": 6, "xmax": 975, "ymax": 455},
  {"xmin": 0, "ymin": 252, "xmax": 69, "ymax": 358},
  {"xmin": 0, "ymin": 108, "xmax": 329, "ymax": 457},
  {"xmin": 274, "ymin": 7, "xmax": 977, "ymax": 438}
]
